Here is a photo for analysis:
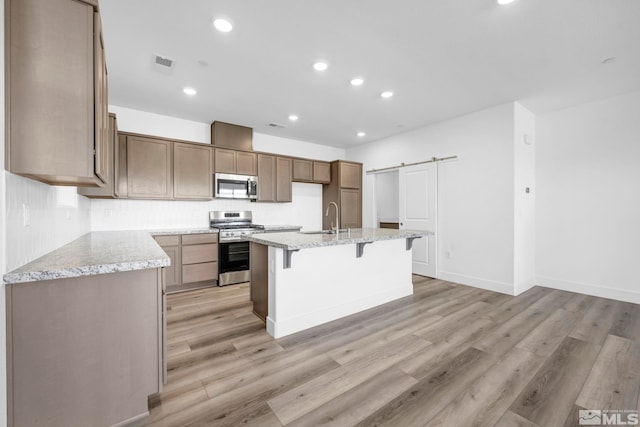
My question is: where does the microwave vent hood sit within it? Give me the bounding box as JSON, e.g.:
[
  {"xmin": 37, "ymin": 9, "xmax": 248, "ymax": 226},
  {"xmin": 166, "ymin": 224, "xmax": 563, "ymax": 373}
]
[{"xmin": 211, "ymin": 121, "xmax": 253, "ymax": 151}]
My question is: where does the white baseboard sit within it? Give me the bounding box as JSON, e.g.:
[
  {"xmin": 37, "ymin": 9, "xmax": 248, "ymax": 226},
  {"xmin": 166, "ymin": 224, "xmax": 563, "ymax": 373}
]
[
  {"xmin": 438, "ymin": 271, "xmax": 515, "ymax": 295},
  {"xmin": 536, "ymin": 276, "xmax": 640, "ymax": 304}
]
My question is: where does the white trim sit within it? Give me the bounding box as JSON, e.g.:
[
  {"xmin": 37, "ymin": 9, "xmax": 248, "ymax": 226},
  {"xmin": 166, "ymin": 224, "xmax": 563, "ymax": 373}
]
[
  {"xmin": 536, "ymin": 276, "xmax": 640, "ymax": 304},
  {"xmin": 438, "ymin": 270, "xmax": 515, "ymax": 295}
]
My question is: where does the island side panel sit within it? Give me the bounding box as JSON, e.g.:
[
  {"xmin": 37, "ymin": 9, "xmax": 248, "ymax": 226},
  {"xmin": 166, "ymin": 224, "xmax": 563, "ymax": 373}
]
[
  {"xmin": 250, "ymin": 242, "xmax": 269, "ymax": 321},
  {"xmin": 7, "ymin": 268, "xmax": 161, "ymax": 427},
  {"xmin": 266, "ymin": 238, "xmax": 413, "ymax": 338}
]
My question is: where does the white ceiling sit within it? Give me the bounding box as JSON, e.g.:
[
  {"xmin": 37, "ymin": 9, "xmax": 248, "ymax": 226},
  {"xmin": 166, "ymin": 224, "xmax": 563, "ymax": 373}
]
[{"xmin": 100, "ymin": 0, "xmax": 640, "ymax": 148}]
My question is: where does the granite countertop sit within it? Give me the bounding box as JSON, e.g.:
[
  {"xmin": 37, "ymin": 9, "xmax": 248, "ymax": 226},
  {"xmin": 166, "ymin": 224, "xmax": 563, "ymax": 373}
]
[
  {"xmin": 147, "ymin": 227, "xmax": 218, "ymax": 235},
  {"xmin": 247, "ymin": 228, "xmax": 433, "ymax": 250},
  {"xmin": 261, "ymin": 225, "xmax": 303, "ymax": 232},
  {"xmin": 3, "ymin": 231, "xmax": 170, "ymax": 285}
]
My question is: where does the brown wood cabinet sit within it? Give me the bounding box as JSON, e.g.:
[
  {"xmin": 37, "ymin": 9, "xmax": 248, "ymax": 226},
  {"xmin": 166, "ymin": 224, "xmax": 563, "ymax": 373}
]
[
  {"xmin": 127, "ymin": 136, "xmax": 174, "ymax": 199},
  {"xmin": 5, "ymin": 268, "xmax": 163, "ymax": 427},
  {"xmin": 155, "ymin": 233, "xmax": 219, "ymax": 293},
  {"xmin": 292, "ymin": 159, "xmax": 331, "ymax": 184},
  {"xmin": 174, "ymin": 142, "xmax": 213, "ymax": 200},
  {"xmin": 323, "ymin": 161, "xmax": 363, "ymax": 229},
  {"xmin": 78, "ymin": 113, "xmax": 118, "ymax": 198},
  {"xmin": 211, "ymin": 121, "xmax": 253, "ymax": 151},
  {"xmin": 250, "ymin": 242, "xmax": 268, "ymax": 321},
  {"xmin": 258, "ymin": 155, "xmax": 292, "ymax": 202},
  {"xmin": 5, "ymin": 0, "xmax": 108, "ymax": 187},
  {"xmin": 313, "ymin": 161, "xmax": 331, "ymax": 183},
  {"xmin": 214, "ymin": 148, "xmax": 257, "ymax": 175}
]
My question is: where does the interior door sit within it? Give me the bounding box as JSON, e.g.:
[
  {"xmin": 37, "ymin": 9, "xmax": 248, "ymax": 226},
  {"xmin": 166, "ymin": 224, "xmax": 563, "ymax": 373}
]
[{"xmin": 399, "ymin": 163, "xmax": 437, "ymax": 277}]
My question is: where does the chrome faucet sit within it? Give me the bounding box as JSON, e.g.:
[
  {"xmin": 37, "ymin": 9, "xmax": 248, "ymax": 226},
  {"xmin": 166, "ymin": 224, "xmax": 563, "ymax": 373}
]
[{"xmin": 325, "ymin": 202, "xmax": 339, "ymax": 233}]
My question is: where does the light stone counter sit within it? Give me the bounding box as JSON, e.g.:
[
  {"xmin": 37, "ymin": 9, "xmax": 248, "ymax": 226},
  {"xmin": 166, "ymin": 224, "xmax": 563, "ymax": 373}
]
[
  {"xmin": 147, "ymin": 227, "xmax": 219, "ymax": 235},
  {"xmin": 261, "ymin": 225, "xmax": 302, "ymax": 232},
  {"xmin": 3, "ymin": 231, "xmax": 170, "ymax": 285},
  {"xmin": 247, "ymin": 227, "xmax": 431, "ymax": 251}
]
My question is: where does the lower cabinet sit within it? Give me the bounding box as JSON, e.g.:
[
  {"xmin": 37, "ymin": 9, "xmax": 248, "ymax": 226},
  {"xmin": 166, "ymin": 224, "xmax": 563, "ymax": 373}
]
[
  {"xmin": 155, "ymin": 233, "xmax": 219, "ymax": 293},
  {"xmin": 6, "ymin": 268, "xmax": 163, "ymax": 427}
]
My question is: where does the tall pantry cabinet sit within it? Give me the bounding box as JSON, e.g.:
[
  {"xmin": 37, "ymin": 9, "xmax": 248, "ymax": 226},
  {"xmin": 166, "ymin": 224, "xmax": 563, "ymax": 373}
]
[
  {"xmin": 5, "ymin": 0, "xmax": 108, "ymax": 187},
  {"xmin": 322, "ymin": 160, "xmax": 363, "ymax": 229}
]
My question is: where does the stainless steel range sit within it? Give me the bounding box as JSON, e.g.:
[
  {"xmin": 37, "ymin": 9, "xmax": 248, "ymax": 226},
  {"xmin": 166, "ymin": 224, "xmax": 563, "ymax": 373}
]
[{"xmin": 209, "ymin": 211, "xmax": 264, "ymax": 286}]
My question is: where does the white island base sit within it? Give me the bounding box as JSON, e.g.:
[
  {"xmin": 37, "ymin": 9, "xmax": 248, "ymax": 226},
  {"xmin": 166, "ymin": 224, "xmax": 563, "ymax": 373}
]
[{"xmin": 265, "ymin": 238, "xmax": 413, "ymax": 338}]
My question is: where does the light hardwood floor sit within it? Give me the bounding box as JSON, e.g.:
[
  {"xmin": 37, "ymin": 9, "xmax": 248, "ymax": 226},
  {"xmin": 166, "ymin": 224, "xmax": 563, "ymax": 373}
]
[{"xmin": 144, "ymin": 276, "xmax": 640, "ymax": 427}]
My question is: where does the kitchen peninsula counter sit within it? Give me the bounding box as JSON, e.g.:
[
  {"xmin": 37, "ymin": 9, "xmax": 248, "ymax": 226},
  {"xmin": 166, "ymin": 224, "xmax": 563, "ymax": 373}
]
[{"xmin": 249, "ymin": 228, "xmax": 432, "ymax": 338}]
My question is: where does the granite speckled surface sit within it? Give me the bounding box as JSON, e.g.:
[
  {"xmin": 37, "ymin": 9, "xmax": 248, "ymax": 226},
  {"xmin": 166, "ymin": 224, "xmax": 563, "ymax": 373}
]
[
  {"xmin": 3, "ymin": 231, "xmax": 170, "ymax": 285},
  {"xmin": 148, "ymin": 227, "xmax": 219, "ymax": 235},
  {"xmin": 261, "ymin": 225, "xmax": 302, "ymax": 232},
  {"xmin": 247, "ymin": 228, "xmax": 432, "ymax": 250}
]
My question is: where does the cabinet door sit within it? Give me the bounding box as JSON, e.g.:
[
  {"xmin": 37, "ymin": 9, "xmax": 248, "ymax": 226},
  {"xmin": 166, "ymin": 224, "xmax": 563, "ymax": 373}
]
[
  {"xmin": 174, "ymin": 143, "xmax": 212, "ymax": 200},
  {"xmin": 127, "ymin": 136, "xmax": 174, "ymax": 199},
  {"xmin": 340, "ymin": 189, "xmax": 362, "ymax": 228},
  {"xmin": 214, "ymin": 148, "xmax": 236, "ymax": 173},
  {"xmin": 276, "ymin": 157, "xmax": 293, "ymax": 202},
  {"xmin": 161, "ymin": 246, "xmax": 182, "ymax": 287},
  {"xmin": 340, "ymin": 162, "xmax": 362, "ymax": 189},
  {"xmin": 257, "ymin": 154, "xmax": 276, "ymax": 202},
  {"xmin": 78, "ymin": 114, "xmax": 117, "ymax": 198},
  {"xmin": 93, "ymin": 13, "xmax": 108, "ymax": 183},
  {"xmin": 292, "ymin": 159, "xmax": 313, "ymax": 182},
  {"xmin": 236, "ymin": 151, "xmax": 258, "ymax": 175},
  {"xmin": 313, "ymin": 161, "xmax": 331, "ymax": 184},
  {"xmin": 7, "ymin": 0, "xmax": 103, "ymax": 186}
]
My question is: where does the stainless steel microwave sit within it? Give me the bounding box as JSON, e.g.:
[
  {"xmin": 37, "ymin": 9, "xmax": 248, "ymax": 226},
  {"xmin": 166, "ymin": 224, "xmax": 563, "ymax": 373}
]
[{"xmin": 214, "ymin": 173, "xmax": 258, "ymax": 200}]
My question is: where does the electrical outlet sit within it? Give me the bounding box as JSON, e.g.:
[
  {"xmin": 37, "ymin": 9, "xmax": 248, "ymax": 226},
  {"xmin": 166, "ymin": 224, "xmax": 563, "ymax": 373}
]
[{"xmin": 22, "ymin": 204, "xmax": 30, "ymax": 227}]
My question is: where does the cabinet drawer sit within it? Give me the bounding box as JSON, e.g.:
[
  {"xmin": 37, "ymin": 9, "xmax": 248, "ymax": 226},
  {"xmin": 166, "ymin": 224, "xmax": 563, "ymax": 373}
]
[
  {"xmin": 182, "ymin": 244, "xmax": 218, "ymax": 265},
  {"xmin": 182, "ymin": 233, "xmax": 218, "ymax": 245},
  {"xmin": 154, "ymin": 235, "xmax": 180, "ymax": 246},
  {"xmin": 182, "ymin": 262, "xmax": 218, "ymax": 284}
]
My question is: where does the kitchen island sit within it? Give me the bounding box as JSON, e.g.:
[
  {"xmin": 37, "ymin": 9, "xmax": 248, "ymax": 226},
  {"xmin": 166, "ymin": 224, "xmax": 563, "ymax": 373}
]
[{"xmin": 247, "ymin": 228, "xmax": 431, "ymax": 338}]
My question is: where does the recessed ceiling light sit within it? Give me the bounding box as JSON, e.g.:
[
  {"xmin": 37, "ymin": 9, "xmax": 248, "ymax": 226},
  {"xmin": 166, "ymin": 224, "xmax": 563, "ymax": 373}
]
[
  {"xmin": 213, "ymin": 18, "xmax": 233, "ymax": 32},
  {"xmin": 288, "ymin": 115, "xmax": 299, "ymax": 121},
  {"xmin": 313, "ymin": 62, "xmax": 328, "ymax": 71},
  {"xmin": 381, "ymin": 91, "xmax": 394, "ymax": 98},
  {"xmin": 497, "ymin": 0, "xmax": 516, "ymax": 4},
  {"xmin": 350, "ymin": 78, "xmax": 364, "ymax": 86},
  {"xmin": 357, "ymin": 132, "xmax": 366, "ymax": 137},
  {"xmin": 183, "ymin": 87, "xmax": 197, "ymax": 96}
]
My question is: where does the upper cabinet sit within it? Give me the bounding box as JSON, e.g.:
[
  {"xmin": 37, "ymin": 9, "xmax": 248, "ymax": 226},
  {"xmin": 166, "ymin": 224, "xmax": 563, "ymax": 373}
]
[
  {"xmin": 323, "ymin": 161, "xmax": 363, "ymax": 229},
  {"xmin": 211, "ymin": 121, "xmax": 253, "ymax": 151},
  {"xmin": 293, "ymin": 159, "xmax": 331, "ymax": 184},
  {"xmin": 174, "ymin": 143, "xmax": 213, "ymax": 200},
  {"xmin": 78, "ymin": 114, "xmax": 118, "ymax": 198},
  {"xmin": 257, "ymin": 155, "xmax": 292, "ymax": 203},
  {"xmin": 6, "ymin": 0, "xmax": 108, "ymax": 187},
  {"xmin": 214, "ymin": 148, "xmax": 257, "ymax": 176},
  {"xmin": 127, "ymin": 136, "xmax": 174, "ymax": 199}
]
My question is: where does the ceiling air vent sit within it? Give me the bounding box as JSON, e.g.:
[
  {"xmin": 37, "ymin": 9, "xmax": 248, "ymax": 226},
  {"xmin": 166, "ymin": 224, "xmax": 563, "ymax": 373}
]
[
  {"xmin": 153, "ymin": 54, "xmax": 175, "ymax": 74},
  {"xmin": 268, "ymin": 122, "xmax": 287, "ymax": 129}
]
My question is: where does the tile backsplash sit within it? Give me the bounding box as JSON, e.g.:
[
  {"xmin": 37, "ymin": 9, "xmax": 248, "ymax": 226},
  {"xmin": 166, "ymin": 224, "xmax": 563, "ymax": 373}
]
[
  {"xmin": 91, "ymin": 182, "xmax": 323, "ymax": 232},
  {"xmin": 5, "ymin": 173, "xmax": 91, "ymax": 271}
]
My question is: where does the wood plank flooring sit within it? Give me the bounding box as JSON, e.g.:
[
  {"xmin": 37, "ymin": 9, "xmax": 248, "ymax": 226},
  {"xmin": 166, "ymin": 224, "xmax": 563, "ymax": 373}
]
[{"xmin": 144, "ymin": 276, "xmax": 640, "ymax": 427}]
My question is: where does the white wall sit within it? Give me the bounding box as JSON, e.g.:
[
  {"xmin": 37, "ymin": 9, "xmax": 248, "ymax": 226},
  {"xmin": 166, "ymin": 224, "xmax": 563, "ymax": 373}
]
[
  {"xmin": 94, "ymin": 106, "xmax": 346, "ymax": 231},
  {"xmin": 347, "ymin": 103, "xmax": 517, "ymax": 294},
  {"xmin": 536, "ymin": 90, "xmax": 640, "ymax": 303},
  {"xmin": 374, "ymin": 171, "xmax": 399, "ymax": 222},
  {"xmin": 513, "ymin": 103, "xmax": 536, "ymax": 294}
]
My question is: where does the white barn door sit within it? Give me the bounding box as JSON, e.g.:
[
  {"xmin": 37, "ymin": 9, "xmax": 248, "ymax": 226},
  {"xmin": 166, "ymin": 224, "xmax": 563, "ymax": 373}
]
[{"xmin": 399, "ymin": 163, "xmax": 437, "ymax": 277}]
